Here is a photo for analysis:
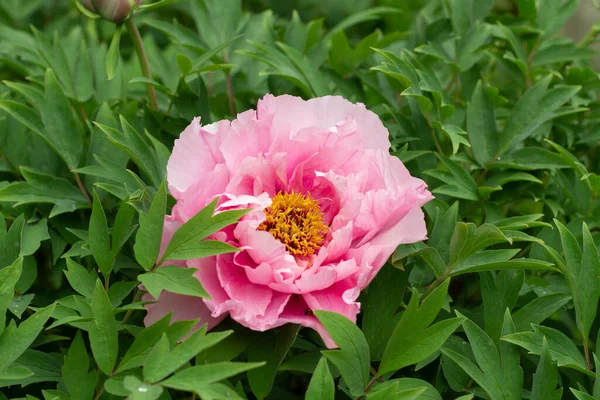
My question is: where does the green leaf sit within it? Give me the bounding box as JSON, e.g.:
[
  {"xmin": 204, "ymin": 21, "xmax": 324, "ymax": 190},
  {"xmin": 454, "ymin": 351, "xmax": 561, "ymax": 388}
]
[
  {"xmin": 8, "ymin": 293, "xmax": 35, "ymax": 319},
  {"xmin": 362, "ymin": 263, "xmax": 409, "ymax": 361},
  {"xmin": 316, "ymin": 311, "xmax": 370, "ymax": 397},
  {"xmin": 425, "ymin": 154, "xmax": 479, "ymax": 201},
  {"xmin": 0, "ymin": 303, "xmax": 55, "ymax": 373},
  {"xmin": 39, "ymin": 69, "xmax": 84, "ymax": 170},
  {"xmin": 122, "ymin": 376, "xmax": 163, "ymax": 400},
  {"xmin": 467, "ymin": 81, "xmax": 498, "ymax": 166},
  {"xmin": 531, "ymin": 337, "xmax": 562, "ymax": 400},
  {"xmin": 117, "ymin": 313, "xmax": 172, "ymax": 373},
  {"xmin": 20, "ymin": 218, "xmax": 49, "ymax": 257},
  {"xmin": 499, "ymin": 76, "xmax": 581, "ymax": 156},
  {"xmin": 106, "ymin": 26, "xmax": 121, "ymax": 81},
  {"xmin": 380, "ymin": 280, "xmax": 462, "ymax": 374},
  {"xmin": 62, "ymin": 331, "xmax": 95, "ymax": 400},
  {"xmin": 138, "ymin": 266, "xmax": 209, "ymax": 299},
  {"xmin": 89, "ymin": 190, "xmax": 113, "ymax": 277},
  {"xmin": 161, "ymin": 361, "xmax": 264, "ymax": 392},
  {"xmin": 555, "ymin": 221, "xmax": 600, "ymax": 342},
  {"xmin": 143, "ymin": 328, "xmax": 232, "ymax": 383},
  {"xmin": 137, "ymin": 0, "xmax": 185, "ymax": 12},
  {"xmin": 367, "ymin": 384, "xmax": 426, "ymax": 400},
  {"xmin": 248, "ymin": 324, "xmax": 300, "ymax": 399},
  {"xmin": 164, "ymin": 239, "xmax": 240, "ymax": 261},
  {"xmin": 111, "ymin": 201, "xmax": 136, "ymax": 259},
  {"xmin": 442, "ymin": 313, "xmax": 521, "ymax": 400},
  {"xmin": 63, "ymin": 258, "xmax": 98, "ymax": 298},
  {"xmin": 480, "ymin": 271, "xmax": 523, "ymax": 342},
  {"xmin": 513, "ymin": 293, "xmax": 571, "ymax": 332},
  {"xmin": 176, "ymin": 53, "xmax": 193, "ymax": 76},
  {"xmin": 501, "ymin": 324, "xmax": 591, "ymax": 376},
  {"xmin": 0, "ymin": 167, "xmax": 89, "ymax": 217},
  {"xmin": 89, "ymin": 280, "xmax": 118, "ymax": 375},
  {"xmin": 160, "ymin": 198, "xmax": 249, "ymax": 264},
  {"xmin": 0, "ymin": 257, "xmax": 23, "ymax": 333},
  {"xmin": 449, "ymin": 223, "xmax": 509, "ymax": 266},
  {"xmin": 305, "ymin": 357, "xmax": 335, "ymax": 400},
  {"xmin": 134, "ymin": 180, "xmax": 166, "ymax": 270}
]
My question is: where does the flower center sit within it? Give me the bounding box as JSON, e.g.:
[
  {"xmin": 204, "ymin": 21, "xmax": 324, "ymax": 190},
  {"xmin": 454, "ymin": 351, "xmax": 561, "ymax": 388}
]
[{"xmin": 258, "ymin": 191, "xmax": 328, "ymax": 258}]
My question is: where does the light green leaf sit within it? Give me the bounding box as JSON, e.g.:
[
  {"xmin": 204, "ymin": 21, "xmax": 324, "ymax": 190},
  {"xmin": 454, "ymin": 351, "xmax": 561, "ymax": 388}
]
[
  {"xmin": 161, "ymin": 361, "xmax": 264, "ymax": 391},
  {"xmin": 160, "ymin": 198, "xmax": 249, "ymax": 264},
  {"xmin": 106, "ymin": 26, "xmax": 121, "ymax": 81},
  {"xmin": 305, "ymin": 357, "xmax": 335, "ymax": 400},
  {"xmin": 138, "ymin": 266, "xmax": 210, "ymax": 299},
  {"xmin": 143, "ymin": 328, "xmax": 233, "ymax": 383}
]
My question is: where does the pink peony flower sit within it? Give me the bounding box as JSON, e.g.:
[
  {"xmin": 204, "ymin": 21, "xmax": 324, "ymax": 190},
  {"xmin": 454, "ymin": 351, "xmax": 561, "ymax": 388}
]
[{"xmin": 144, "ymin": 95, "xmax": 433, "ymax": 347}]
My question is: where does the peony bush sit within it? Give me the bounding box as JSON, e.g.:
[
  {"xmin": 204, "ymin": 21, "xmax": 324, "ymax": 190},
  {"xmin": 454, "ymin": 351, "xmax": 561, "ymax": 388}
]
[{"xmin": 0, "ymin": 1, "xmax": 599, "ymax": 400}]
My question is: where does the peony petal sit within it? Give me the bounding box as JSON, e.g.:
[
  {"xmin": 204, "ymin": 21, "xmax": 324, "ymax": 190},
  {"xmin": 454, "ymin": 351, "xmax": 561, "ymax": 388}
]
[
  {"xmin": 167, "ymin": 118, "xmax": 226, "ymax": 197},
  {"xmin": 303, "ymin": 280, "xmax": 360, "ymax": 323},
  {"xmin": 277, "ymin": 295, "xmax": 337, "ymax": 348},
  {"xmin": 143, "ymin": 291, "xmax": 225, "ymax": 331}
]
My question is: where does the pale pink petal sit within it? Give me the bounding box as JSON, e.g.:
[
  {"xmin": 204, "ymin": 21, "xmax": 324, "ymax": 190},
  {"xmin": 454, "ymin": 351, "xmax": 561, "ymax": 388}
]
[
  {"xmin": 171, "ymin": 164, "xmax": 229, "ymax": 222},
  {"xmin": 143, "ymin": 291, "xmax": 225, "ymax": 331},
  {"xmin": 303, "ymin": 280, "xmax": 360, "ymax": 322},
  {"xmin": 167, "ymin": 118, "xmax": 226, "ymax": 197},
  {"xmin": 159, "ymin": 216, "xmax": 183, "ymax": 266}
]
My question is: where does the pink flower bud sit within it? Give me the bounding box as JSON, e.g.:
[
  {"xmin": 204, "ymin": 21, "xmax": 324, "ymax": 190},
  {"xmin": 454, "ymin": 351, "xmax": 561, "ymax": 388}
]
[{"xmin": 90, "ymin": 0, "xmax": 142, "ymax": 23}]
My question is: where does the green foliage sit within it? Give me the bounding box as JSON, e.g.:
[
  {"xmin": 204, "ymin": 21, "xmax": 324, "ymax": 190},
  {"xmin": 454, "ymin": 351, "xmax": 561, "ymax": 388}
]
[{"xmin": 0, "ymin": 0, "xmax": 600, "ymax": 399}]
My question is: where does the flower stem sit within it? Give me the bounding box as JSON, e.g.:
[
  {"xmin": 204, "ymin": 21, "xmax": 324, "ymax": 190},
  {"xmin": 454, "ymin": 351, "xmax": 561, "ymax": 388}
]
[
  {"xmin": 125, "ymin": 17, "xmax": 158, "ymax": 109},
  {"xmin": 583, "ymin": 336, "xmax": 593, "ymax": 371},
  {"xmin": 74, "ymin": 171, "xmax": 92, "ymax": 205},
  {"xmin": 224, "ymin": 54, "xmax": 236, "ymax": 116}
]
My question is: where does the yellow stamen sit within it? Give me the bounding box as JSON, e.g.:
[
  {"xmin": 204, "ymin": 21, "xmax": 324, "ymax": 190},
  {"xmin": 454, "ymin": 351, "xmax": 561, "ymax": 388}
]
[{"xmin": 258, "ymin": 191, "xmax": 328, "ymax": 258}]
